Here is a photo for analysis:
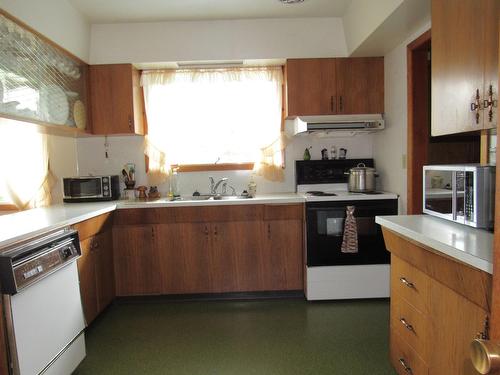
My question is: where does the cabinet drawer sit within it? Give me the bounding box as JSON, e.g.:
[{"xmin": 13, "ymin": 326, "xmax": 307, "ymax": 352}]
[
  {"xmin": 390, "ymin": 330, "xmax": 428, "ymax": 375},
  {"xmin": 391, "ymin": 255, "xmax": 430, "ymax": 314},
  {"xmin": 391, "ymin": 297, "xmax": 428, "ymax": 362}
]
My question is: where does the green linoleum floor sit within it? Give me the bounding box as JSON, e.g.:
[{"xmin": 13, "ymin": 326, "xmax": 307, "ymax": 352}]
[{"xmin": 73, "ymin": 298, "xmax": 397, "ymax": 375}]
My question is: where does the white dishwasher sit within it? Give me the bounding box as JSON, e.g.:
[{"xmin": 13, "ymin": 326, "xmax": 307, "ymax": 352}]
[{"xmin": 0, "ymin": 228, "xmax": 86, "ymax": 375}]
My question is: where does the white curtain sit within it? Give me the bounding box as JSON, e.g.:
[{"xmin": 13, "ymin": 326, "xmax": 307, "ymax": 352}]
[
  {"xmin": 141, "ymin": 66, "xmax": 286, "ymax": 183},
  {"xmin": 0, "ymin": 121, "xmax": 54, "ymax": 210}
]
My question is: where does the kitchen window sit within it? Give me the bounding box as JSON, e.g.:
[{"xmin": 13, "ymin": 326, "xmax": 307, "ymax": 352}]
[
  {"xmin": 0, "ymin": 121, "xmax": 53, "ymax": 210},
  {"xmin": 141, "ymin": 66, "xmax": 287, "ymax": 180}
]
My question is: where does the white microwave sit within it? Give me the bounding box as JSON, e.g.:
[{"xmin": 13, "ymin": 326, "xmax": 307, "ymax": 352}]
[{"xmin": 423, "ymin": 165, "xmax": 495, "ymax": 229}]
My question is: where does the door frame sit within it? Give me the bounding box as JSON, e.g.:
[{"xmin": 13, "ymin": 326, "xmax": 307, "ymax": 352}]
[{"xmin": 407, "ymin": 29, "xmax": 431, "ymax": 215}]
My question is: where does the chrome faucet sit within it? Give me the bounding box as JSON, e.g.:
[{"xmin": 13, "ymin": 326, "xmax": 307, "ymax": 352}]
[{"xmin": 209, "ymin": 177, "xmax": 228, "ymax": 195}]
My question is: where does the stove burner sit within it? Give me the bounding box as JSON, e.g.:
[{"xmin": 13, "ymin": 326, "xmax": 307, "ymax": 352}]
[{"xmin": 306, "ymin": 191, "xmax": 338, "ymax": 197}]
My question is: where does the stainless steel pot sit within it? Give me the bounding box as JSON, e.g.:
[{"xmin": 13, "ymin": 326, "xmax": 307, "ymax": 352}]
[{"xmin": 345, "ymin": 163, "xmax": 378, "ymax": 192}]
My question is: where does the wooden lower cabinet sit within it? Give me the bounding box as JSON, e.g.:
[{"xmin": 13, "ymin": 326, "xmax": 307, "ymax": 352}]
[
  {"xmin": 384, "ymin": 229, "xmax": 490, "ymax": 375},
  {"xmin": 113, "ymin": 225, "xmax": 160, "ymax": 296},
  {"xmin": 113, "ymin": 204, "xmax": 304, "ymax": 296},
  {"xmin": 263, "ymin": 219, "xmax": 303, "ymax": 290},
  {"xmin": 77, "ymin": 229, "xmax": 115, "ymax": 324},
  {"xmin": 156, "ymin": 223, "xmax": 211, "ymax": 294}
]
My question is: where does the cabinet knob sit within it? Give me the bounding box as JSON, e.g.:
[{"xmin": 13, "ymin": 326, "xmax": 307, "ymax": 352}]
[
  {"xmin": 471, "ymin": 339, "xmax": 500, "ymax": 374},
  {"xmin": 204, "ymin": 226, "xmax": 209, "ymax": 236},
  {"xmin": 399, "ymin": 277, "xmax": 415, "ymax": 289},
  {"xmin": 399, "ymin": 358, "xmax": 413, "ymax": 374},
  {"xmin": 399, "ymin": 318, "xmax": 415, "ymax": 332},
  {"xmin": 330, "ymin": 96, "xmax": 336, "ymax": 112},
  {"xmin": 339, "ymin": 95, "xmax": 344, "ymax": 112},
  {"xmin": 483, "ymin": 85, "xmax": 497, "ymax": 123},
  {"xmin": 268, "ymin": 224, "xmax": 271, "ymax": 239},
  {"xmin": 471, "ymin": 89, "xmax": 482, "ymax": 125},
  {"xmin": 128, "ymin": 115, "xmax": 133, "ymax": 130},
  {"xmin": 214, "ymin": 225, "xmax": 218, "ymax": 236}
]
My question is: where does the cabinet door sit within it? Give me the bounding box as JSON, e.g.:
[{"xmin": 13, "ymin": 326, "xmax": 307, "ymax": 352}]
[
  {"xmin": 263, "ymin": 219, "xmax": 304, "ymax": 291},
  {"xmin": 482, "ymin": 0, "xmax": 499, "ymax": 130},
  {"xmin": 431, "ymin": 0, "xmax": 486, "ymax": 135},
  {"xmin": 90, "ymin": 64, "xmax": 144, "ymax": 135},
  {"xmin": 95, "ymin": 230, "xmax": 115, "ymax": 312},
  {"xmin": 156, "ymin": 223, "xmax": 211, "ymax": 294},
  {"xmin": 285, "ymin": 59, "xmax": 337, "ymax": 117},
  {"xmin": 210, "ymin": 221, "xmax": 264, "ymax": 292},
  {"xmin": 77, "ymin": 236, "xmax": 98, "ymax": 324},
  {"xmin": 113, "ymin": 225, "xmax": 160, "ymax": 296},
  {"xmin": 336, "ymin": 57, "xmax": 384, "ymax": 114},
  {"xmin": 428, "ymin": 279, "xmax": 488, "ymax": 374}
]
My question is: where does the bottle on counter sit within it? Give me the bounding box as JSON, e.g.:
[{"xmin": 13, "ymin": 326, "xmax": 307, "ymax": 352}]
[
  {"xmin": 330, "ymin": 146, "xmax": 337, "ymax": 160},
  {"xmin": 303, "ymin": 147, "xmax": 311, "ymax": 161},
  {"xmin": 248, "ymin": 175, "xmax": 257, "ymax": 198}
]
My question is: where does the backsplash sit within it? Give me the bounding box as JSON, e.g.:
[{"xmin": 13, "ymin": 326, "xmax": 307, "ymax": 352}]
[{"xmin": 76, "ymin": 133, "xmax": 375, "ymax": 197}]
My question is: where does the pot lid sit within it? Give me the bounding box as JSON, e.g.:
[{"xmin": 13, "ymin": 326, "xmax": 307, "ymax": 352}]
[{"xmin": 350, "ymin": 163, "xmax": 376, "ymax": 172}]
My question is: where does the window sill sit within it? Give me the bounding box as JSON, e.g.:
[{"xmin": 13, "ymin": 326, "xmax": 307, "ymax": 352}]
[
  {"xmin": 175, "ymin": 163, "xmax": 254, "ymax": 172},
  {"xmin": 0, "ymin": 204, "xmax": 19, "ymax": 212}
]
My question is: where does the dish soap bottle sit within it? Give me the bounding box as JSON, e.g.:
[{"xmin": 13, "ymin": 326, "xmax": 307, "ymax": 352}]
[
  {"xmin": 303, "ymin": 147, "xmax": 311, "ymax": 161},
  {"xmin": 248, "ymin": 175, "xmax": 257, "ymax": 198}
]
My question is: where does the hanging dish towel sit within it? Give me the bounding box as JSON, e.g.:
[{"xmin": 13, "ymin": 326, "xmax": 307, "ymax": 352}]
[{"xmin": 341, "ymin": 205, "xmax": 358, "ymax": 253}]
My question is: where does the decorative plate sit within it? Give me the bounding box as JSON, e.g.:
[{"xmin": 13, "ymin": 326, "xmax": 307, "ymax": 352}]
[{"xmin": 73, "ymin": 100, "xmax": 86, "ymax": 130}]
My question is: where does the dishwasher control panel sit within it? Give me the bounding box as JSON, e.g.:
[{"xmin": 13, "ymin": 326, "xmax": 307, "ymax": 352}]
[{"xmin": 0, "ymin": 229, "xmax": 81, "ymax": 294}]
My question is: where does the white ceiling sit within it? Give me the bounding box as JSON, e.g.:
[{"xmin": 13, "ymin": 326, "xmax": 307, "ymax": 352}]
[{"xmin": 68, "ymin": 0, "xmax": 352, "ymax": 23}]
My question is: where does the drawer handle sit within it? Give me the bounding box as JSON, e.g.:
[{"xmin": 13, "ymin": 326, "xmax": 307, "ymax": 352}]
[
  {"xmin": 400, "ymin": 277, "xmax": 415, "ymax": 289},
  {"xmin": 400, "ymin": 318, "xmax": 415, "ymax": 333},
  {"xmin": 399, "ymin": 358, "xmax": 413, "ymax": 374}
]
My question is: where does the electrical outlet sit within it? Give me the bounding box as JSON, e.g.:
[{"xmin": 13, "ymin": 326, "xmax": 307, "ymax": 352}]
[{"xmin": 402, "ymin": 154, "xmax": 407, "ymax": 169}]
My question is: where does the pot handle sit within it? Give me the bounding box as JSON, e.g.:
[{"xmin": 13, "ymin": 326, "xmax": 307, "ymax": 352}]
[
  {"xmin": 344, "ymin": 172, "xmax": 350, "ymax": 175},
  {"xmin": 357, "ymin": 163, "xmax": 366, "ymax": 167}
]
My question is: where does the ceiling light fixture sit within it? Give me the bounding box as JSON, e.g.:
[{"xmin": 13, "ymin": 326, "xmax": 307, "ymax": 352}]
[{"xmin": 279, "ymin": 0, "xmax": 305, "ymax": 4}]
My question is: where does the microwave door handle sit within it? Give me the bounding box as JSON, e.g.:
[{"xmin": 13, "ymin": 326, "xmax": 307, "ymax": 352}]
[{"xmin": 452, "ymin": 171, "xmax": 457, "ymax": 221}]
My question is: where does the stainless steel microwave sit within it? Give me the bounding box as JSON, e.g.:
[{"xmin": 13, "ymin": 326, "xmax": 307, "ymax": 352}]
[
  {"xmin": 63, "ymin": 175, "xmax": 120, "ymax": 202},
  {"xmin": 423, "ymin": 165, "xmax": 495, "ymax": 229}
]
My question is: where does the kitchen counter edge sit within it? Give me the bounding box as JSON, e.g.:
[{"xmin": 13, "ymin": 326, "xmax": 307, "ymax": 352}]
[
  {"xmin": 0, "ymin": 194, "xmax": 305, "ymax": 250},
  {"xmin": 375, "ymin": 215, "xmax": 493, "ymax": 274}
]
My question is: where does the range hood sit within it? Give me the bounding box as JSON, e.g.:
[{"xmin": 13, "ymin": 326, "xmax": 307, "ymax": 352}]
[{"xmin": 288, "ymin": 114, "xmax": 385, "ymax": 136}]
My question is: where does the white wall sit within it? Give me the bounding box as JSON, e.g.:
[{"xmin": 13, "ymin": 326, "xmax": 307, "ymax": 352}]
[
  {"xmin": 89, "ymin": 17, "xmax": 347, "ymax": 64},
  {"xmin": 1, "ymin": 0, "xmax": 91, "ymax": 61},
  {"xmin": 342, "ymin": 0, "xmax": 403, "ymax": 55},
  {"xmin": 76, "ymin": 133, "xmax": 375, "ymax": 196},
  {"xmin": 373, "ymin": 20, "xmax": 431, "ymax": 214}
]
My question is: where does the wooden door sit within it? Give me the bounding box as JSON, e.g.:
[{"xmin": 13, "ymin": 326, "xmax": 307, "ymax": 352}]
[
  {"xmin": 156, "ymin": 223, "xmax": 211, "ymax": 294},
  {"xmin": 113, "ymin": 225, "xmax": 160, "ymax": 296},
  {"xmin": 90, "ymin": 64, "xmax": 143, "ymax": 135},
  {"xmin": 429, "ymin": 278, "xmax": 487, "ymax": 374},
  {"xmin": 95, "ymin": 229, "xmax": 115, "ymax": 311},
  {"xmin": 336, "ymin": 57, "xmax": 384, "ymax": 114},
  {"xmin": 431, "ymin": 0, "xmax": 485, "ymax": 135},
  {"xmin": 263, "ymin": 219, "xmax": 304, "ymax": 291},
  {"xmin": 77, "ymin": 236, "xmax": 98, "ymax": 324},
  {"xmin": 285, "ymin": 58, "xmax": 337, "ymax": 117}
]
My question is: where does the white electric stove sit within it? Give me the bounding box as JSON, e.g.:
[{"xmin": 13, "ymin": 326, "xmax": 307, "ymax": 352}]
[{"xmin": 296, "ymin": 159, "xmax": 398, "ymax": 300}]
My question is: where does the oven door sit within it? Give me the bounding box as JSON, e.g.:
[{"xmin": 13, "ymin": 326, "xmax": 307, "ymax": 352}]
[{"xmin": 306, "ymin": 199, "xmax": 397, "ymax": 267}]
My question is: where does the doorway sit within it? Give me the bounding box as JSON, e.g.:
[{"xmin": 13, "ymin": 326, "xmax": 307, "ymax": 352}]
[{"xmin": 406, "ymin": 30, "xmax": 481, "ymax": 214}]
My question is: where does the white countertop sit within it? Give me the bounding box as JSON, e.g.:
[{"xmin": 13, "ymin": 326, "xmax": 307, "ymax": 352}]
[
  {"xmin": 0, "ymin": 202, "xmax": 117, "ymax": 249},
  {"xmin": 118, "ymin": 193, "xmax": 305, "ymax": 208},
  {"xmin": 375, "ymin": 215, "xmax": 494, "ymax": 274}
]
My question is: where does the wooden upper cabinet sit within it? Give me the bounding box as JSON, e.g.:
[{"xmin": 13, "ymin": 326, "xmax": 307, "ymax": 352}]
[
  {"xmin": 336, "ymin": 57, "xmax": 384, "ymax": 114},
  {"xmin": 285, "ymin": 58, "xmax": 337, "ymax": 117},
  {"xmin": 285, "ymin": 57, "xmax": 384, "ymax": 118},
  {"xmin": 89, "ymin": 64, "xmax": 145, "ymax": 135},
  {"xmin": 431, "ymin": 0, "xmax": 499, "ymax": 136}
]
